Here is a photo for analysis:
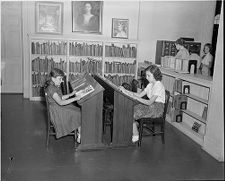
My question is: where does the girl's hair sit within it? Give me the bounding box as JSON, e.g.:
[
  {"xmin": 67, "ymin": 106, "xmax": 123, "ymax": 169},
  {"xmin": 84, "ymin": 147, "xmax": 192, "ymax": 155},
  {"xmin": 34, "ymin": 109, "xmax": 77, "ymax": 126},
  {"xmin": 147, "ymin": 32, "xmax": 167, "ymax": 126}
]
[
  {"xmin": 175, "ymin": 38, "xmax": 185, "ymax": 46},
  {"xmin": 49, "ymin": 68, "xmax": 65, "ymax": 78},
  {"xmin": 204, "ymin": 43, "xmax": 212, "ymax": 53},
  {"xmin": 145, "ymin": 64, "xmax": 162, "ymax": 81},
  {"xmin": 44, "ymin": 68, "xmax": 65, "ymax": 89}
]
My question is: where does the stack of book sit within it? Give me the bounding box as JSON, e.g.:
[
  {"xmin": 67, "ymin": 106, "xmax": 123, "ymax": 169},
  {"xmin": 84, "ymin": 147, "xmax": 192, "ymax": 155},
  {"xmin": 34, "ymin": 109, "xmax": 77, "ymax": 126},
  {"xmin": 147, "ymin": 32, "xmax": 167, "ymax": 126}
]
[
  {"xmin": 104, "ymin": 61, "xmax": 136, "ymax": 74},
  {"xmin": 161, "ymin": 56, "xmax": 189, "ymax": 73}
]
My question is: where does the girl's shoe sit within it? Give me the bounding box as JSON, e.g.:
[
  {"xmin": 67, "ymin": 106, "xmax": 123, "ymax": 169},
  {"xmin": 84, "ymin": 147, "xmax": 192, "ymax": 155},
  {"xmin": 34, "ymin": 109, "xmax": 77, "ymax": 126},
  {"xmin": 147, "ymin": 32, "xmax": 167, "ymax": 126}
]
[{"xmin": 132, "ymin": 135, "xmax": 139, "ymax": 143}]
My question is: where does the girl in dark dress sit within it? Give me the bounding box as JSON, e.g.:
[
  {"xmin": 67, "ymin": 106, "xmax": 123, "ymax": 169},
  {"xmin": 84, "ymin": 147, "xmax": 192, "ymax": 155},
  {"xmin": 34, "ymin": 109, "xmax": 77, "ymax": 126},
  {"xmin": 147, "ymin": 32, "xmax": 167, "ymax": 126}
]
[{"xmin": 45, "ymin": 68, "xmax": 82, "ymax": 142}]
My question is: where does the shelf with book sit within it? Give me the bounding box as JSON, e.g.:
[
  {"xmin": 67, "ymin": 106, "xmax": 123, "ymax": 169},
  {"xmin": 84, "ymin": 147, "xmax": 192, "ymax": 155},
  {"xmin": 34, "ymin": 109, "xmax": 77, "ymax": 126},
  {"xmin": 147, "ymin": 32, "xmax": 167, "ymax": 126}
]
[
  {"xmin": 29, "ymin": 38, "xmax": 138, "ymax": 100},
  {"xmin": 30, "ymin": 38, "xmax": 68, "ymax": 100},
  {"xmin": 161, "ymin": 67, "xmax": 211, "ymax": 146},
  {"xmin": 68, "ymin": 40, "xmax": 103, "ymax": 82},
  {"xmin": 103, "ymin": 42, "xmax": 137, "ymax": 86},
  {"xmin": 155, "ymin": 40, "xmax": 201, "ymax": 65}
]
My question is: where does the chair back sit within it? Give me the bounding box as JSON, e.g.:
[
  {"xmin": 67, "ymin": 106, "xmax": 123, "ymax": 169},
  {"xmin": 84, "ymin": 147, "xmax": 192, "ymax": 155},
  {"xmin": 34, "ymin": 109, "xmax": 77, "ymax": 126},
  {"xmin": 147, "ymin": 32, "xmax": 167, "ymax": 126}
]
[{"xmin": 162, "ymin": 90, "xmax": 170, "ymax": 119}]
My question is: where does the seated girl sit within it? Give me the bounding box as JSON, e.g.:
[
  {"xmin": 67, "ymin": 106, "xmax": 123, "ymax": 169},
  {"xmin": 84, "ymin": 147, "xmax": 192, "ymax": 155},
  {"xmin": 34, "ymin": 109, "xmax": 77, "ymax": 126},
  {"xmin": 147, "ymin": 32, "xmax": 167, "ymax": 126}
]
[
  {"xmin": 119, "ymin": 65, "xmax": 165, "ymax": 142},
  {"xmin": 45, "ymin": 68, "xmax": 82, "ymax": 143}
]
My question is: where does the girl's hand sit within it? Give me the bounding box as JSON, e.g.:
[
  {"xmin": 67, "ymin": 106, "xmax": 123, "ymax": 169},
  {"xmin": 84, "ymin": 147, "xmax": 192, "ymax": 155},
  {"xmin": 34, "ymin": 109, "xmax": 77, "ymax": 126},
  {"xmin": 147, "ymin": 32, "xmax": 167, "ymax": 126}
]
[
  {"xmin": 72, "ymin": 90, "xmax": 77, "ymax": 95},
  {"xmin": 118, "ymin": 86, "xmax": 125, "ymax": 91}
]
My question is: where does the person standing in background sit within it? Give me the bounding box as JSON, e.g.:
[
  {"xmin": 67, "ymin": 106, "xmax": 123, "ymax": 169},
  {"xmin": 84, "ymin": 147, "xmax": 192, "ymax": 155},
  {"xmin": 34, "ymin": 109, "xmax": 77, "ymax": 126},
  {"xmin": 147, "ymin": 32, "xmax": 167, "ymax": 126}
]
[
  {"xmin": 199, "ymin": 43, "xmax": 213, "ymax": 76},
  {"xmin": 175, "ymin": 38, "xmax": 190, "ymax": 60}
]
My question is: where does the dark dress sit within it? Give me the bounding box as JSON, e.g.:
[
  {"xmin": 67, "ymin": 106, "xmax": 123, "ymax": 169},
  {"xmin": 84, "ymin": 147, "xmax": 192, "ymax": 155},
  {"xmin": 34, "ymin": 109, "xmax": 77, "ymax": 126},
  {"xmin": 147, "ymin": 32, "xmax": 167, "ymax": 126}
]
[{"xmin": 46, "ymin": 81, "xmax": 81, "ymax": 139}]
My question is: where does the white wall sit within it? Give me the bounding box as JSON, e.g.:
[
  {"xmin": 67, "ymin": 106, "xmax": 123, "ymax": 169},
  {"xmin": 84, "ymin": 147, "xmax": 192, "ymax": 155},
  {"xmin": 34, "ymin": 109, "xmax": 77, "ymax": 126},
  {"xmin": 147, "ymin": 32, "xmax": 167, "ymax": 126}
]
[
  {"xmin": 22, "ymin": 1, "xmax": 139, "ymax": 98},
  {"xmin": 137, "ymin": 1, "xmax": 216, "ymax": 63},
  {"xmin": 23, "ymin": 1, "xmax": 217, "ymax": 94},
  {"xmin": 203, "ymin": 2, "xmax": 224, "ymax": 162}
]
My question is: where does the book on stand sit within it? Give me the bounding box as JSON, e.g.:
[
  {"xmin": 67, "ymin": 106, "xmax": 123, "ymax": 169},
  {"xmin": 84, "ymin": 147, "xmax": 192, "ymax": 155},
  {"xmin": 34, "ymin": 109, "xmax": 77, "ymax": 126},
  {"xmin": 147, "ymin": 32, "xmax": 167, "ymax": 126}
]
[{"xmin": 70, "ymin": 73, "xmax": 95, "ymax": 99}]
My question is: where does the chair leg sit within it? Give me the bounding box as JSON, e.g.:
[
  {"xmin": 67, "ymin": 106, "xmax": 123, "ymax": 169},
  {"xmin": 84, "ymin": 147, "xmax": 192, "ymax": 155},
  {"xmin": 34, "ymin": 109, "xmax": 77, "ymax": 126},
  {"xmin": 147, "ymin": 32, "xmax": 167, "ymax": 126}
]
[
  {"xmin": 138, "ymin": 121, "xmax": 143, "ymax": 147},
  {"xmin": 161, "ymin": 125, "xmax": 165, "ymax": 144},
  {"xmin": 110, "ymin": 123, "xmax": 113, "ymax": 143},
  {"xmin": 152, "ymin": 122, "xmax": 155, "ymax": 136},
  {"xmin": 74, "ymin": 129, "xmax": 78, "ymax": 148}
]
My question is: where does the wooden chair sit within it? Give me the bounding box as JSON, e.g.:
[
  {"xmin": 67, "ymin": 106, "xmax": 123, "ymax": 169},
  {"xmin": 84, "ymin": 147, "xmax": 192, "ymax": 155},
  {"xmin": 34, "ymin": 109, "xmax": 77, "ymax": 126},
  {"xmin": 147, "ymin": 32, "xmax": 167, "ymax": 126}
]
[
  {"xmin": 136, "ymin": 90, "xmax": 170, "ymax": 147},
  {"xmin": 44, "ymin": 91, "xmax": 78, "ymax": 148}
]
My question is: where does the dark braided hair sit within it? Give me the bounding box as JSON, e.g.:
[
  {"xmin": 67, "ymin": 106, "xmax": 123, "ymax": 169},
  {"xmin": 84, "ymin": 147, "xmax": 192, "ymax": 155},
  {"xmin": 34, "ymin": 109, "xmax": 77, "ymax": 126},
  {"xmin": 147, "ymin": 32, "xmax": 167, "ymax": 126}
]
[{"xmin": 145, "ymin": 65, "xmax": 162, "ymax": 81}]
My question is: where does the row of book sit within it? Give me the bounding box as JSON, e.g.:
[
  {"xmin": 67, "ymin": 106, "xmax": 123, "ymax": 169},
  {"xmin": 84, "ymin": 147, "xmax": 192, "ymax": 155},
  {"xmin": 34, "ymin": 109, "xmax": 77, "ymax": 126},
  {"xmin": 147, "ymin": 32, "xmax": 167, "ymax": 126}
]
[
  {"xmin": 104, "ymin": 74, "xmax": 135, "ymax": 87},
  {"xmin": 32, "ymin": 86, "xmax": 45, "ymax": 97},
  {"xmin": 31, "ymin": 41, "xmax": 67, "ymax": 55},
  {"xmin": 32, "ymin": 57, "xmax": 67, "ymax": 73},
  {"xmin": 161, "ymin": 56, "xmax": 189, "ymax": 72},
  {"xmin": 69, "ymin": 58, "xmax": 102, "ymax": 75},
  {"xmin": 162, "ymin": 41, "xmax": 177, "ymax": 57},
  {"xmin": 32, "ymin": 72, "xmax": 49, "ymax": 86},
  {"xmin": 68, "ymin": 73, "xmax": 87, "ymax": 82},
  {"xmin": 105, "ymin": 44, "xmax": 137, "ymax": 58},
  {"xmin": 104, "ymin": 61, "xmax": 136, "ymax": 74},
  {"xmin": 69, "ymin": 42, "xmax": 103, "ymax": 57}
]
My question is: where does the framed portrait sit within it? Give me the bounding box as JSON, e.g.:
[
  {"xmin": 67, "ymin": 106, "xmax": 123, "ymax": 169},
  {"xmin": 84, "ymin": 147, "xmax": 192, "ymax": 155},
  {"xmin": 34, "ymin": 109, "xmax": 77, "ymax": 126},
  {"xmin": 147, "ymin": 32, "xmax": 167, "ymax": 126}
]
[
  {"xmin": 35, "ymin": 2, "xmax": 63, "ymax": 34},
  {"xmin": 72, "ymin": 1, "xmax": 103, "ymax": 34},
  {"xmin": 112, "ymin": 18, "xmax": 129, "ymax": 39}
]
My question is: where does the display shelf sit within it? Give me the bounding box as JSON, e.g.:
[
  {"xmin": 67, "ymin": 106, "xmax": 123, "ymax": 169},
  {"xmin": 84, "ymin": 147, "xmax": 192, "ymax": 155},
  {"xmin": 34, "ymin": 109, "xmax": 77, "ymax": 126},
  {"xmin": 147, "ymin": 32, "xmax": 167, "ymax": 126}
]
[
  {"xmin": 185, "ymin": 94, "xmax": 208, "ymax": 105},
  {"xmin": 168, "ymin": 120, "xmax": 204, "ymax": 146},
  {"xmin": 161, "ymin": 67, "xmax": 211, "ymax": 146},
  {"xmin": 182, "ymin": 109, "xmax": 206, "ymax": 124},
  {"xmin": 160, "ymin": 67, "xmax": 212, "ymax": 87}
]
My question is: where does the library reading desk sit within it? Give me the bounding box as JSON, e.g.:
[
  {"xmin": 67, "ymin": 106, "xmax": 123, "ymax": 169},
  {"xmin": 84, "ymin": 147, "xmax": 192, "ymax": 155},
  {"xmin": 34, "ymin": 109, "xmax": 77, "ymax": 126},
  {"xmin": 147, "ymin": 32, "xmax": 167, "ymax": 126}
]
[{"xmin": 73, "ymin": 73, "xmax": 139, "ymax": 151}]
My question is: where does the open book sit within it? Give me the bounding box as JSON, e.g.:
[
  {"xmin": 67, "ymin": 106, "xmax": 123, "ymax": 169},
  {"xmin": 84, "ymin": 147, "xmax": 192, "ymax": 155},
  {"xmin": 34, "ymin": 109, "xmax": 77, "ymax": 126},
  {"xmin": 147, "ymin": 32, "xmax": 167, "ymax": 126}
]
[
  {"xmin": 75, "ymin": 84, "xmax": 95, "ymax": 99},
  {"xmin": 70, "ymin": 74, "xmax": 95, "ymax": 99}
]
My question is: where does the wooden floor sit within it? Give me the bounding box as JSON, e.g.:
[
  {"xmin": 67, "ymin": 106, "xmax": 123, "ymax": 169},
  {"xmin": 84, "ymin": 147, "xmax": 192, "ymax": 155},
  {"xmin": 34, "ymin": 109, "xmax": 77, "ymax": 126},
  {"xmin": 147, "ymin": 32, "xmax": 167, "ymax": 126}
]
[{"xmin": 1, "ymin": 94, "xmax": 224, "ymax": 181}]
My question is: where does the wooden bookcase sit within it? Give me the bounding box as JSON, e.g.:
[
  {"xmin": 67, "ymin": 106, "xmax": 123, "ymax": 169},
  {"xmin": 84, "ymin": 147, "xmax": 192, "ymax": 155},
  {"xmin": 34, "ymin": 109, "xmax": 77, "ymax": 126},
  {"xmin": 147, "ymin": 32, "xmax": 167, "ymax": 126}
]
[
  {"xmin": 160, "ymin": 67, "xmax": 212, "ymax": 146},
  {"xmin": 30, "ymin": 37, "xmax": 137, "ymax": 100}
]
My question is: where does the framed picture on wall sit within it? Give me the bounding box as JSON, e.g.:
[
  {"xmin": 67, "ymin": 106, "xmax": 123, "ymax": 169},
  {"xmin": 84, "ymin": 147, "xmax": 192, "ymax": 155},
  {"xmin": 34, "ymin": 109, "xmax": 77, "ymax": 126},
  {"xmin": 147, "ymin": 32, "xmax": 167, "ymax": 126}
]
[
  {"xmin": 72, "ymin": 1, "xmax": 103, "ymax": 34},
  {"xmin": 112, "ymin": 18, "xmax": 129, "ymax": 39},
  {"xmin": 35, "ymin": 2, "xmax": 63, "ymax": 34}
]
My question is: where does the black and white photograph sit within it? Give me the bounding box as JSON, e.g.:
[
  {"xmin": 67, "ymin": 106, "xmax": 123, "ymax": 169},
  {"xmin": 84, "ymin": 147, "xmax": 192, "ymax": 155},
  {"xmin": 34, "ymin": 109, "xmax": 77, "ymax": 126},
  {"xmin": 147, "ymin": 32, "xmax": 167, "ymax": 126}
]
[
  {"xmin": 35, "ymin": 1, "xmax": 63, "ymax": 34},
  {"xmin": 112, "ymin": 18, "xmax": 129, "ymax": 39},
  {"xmin": 72, "ymin": 1, "xmax": 103, "ymax": 33},
  {"xmin": 1, "ymin": 1, "xmax": 224, "ymax": 181}
]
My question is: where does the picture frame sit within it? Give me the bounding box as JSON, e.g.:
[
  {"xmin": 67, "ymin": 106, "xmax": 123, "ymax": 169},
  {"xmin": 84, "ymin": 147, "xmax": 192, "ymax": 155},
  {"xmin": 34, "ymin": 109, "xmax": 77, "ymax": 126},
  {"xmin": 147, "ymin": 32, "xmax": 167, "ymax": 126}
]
[
  {"xmin": 72, "ymin": 1, "xmax": 103, "ymax": 34},
  {"xmin": 35, "ymin": 1, "xmax": 63, "ymax": 34},
  {"xmin": 112, "ymin": 18, "xmax": 129, "ymax": 39}
]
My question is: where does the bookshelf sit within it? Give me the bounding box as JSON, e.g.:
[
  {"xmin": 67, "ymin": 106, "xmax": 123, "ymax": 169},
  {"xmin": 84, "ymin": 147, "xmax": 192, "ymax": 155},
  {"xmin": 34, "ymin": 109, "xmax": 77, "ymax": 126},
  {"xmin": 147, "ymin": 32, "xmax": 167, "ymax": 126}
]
[
  {"xmin": 30, "ymin": 39, "xmax": 67, "ymax": 100},
  {"xmin": 160, "ymin": 67, "xmax": 212, "ymax": 146},
  {"xmin": 30, "ymin": 37, "xmax": 138, "ymax": 100},
  {"xmin": 104, "ymin": 42, "xmax": 137, "ymax": 86}
]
